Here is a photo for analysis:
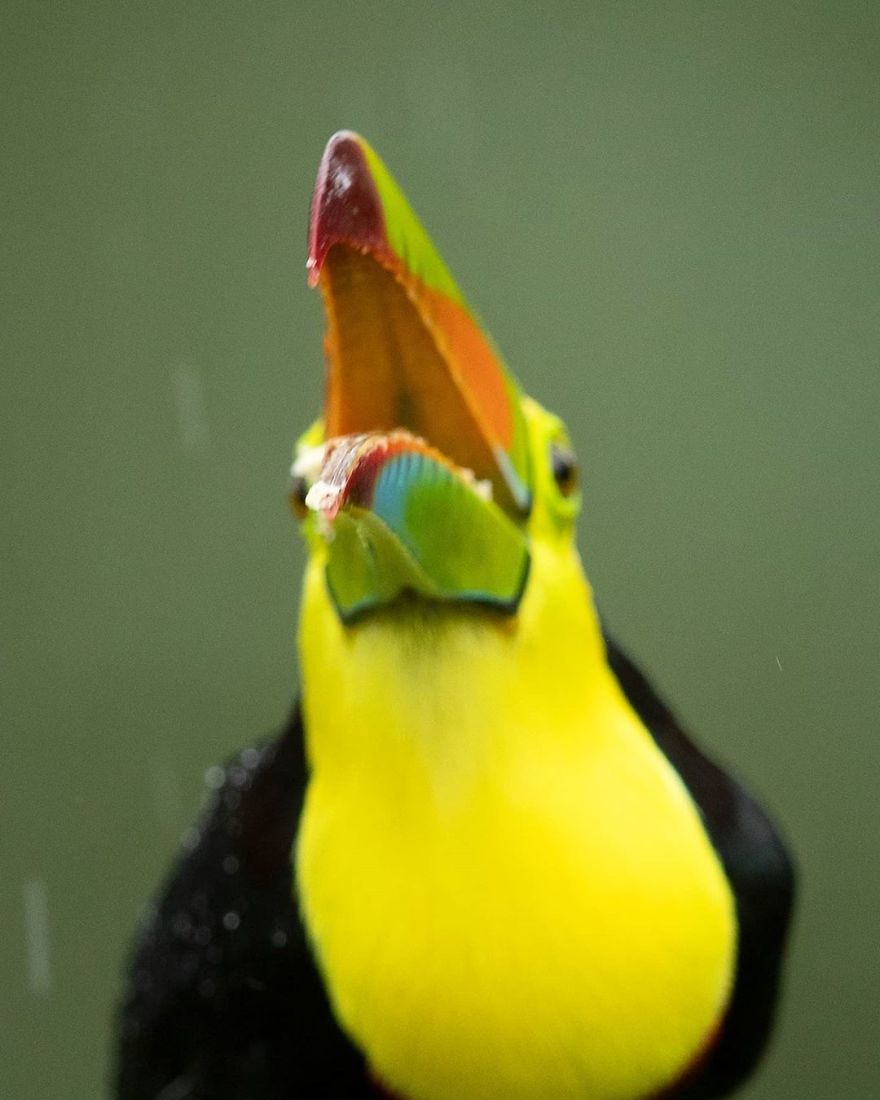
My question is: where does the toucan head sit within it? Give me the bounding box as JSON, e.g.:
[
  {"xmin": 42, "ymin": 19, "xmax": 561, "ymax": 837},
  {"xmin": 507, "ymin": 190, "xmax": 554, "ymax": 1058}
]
[{"xmin": 291, "ymin": 132, "xmax": 582, "ymax": 625}]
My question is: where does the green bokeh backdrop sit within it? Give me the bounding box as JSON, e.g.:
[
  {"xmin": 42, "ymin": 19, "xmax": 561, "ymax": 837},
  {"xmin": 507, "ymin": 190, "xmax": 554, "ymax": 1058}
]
[{"xmin": 2, "ymin": 3, "xmax": 877, "ymax": 1096}]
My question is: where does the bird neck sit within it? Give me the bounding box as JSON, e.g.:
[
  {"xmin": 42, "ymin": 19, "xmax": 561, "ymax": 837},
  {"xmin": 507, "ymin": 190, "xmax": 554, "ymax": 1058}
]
[
  {"xmin": 294, "ymin": 542, "xmax": 735, "ymax": 1100},
  {"xmin": 296, "ymin": 538, "xmax": 608, "ymax": 801}
]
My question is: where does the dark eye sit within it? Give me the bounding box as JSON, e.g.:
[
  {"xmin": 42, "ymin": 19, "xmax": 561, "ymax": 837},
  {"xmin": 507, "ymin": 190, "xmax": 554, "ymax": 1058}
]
[
  {"xmin": 550, "ymin": 442, "xmax": 578, "ymax": 497},
  {"xmin": 289, "ymin": 474, "xmax": 309, "ymax": 519}
]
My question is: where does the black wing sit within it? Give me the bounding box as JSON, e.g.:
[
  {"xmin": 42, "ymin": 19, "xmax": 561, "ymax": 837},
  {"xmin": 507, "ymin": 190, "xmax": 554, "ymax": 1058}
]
[
  {"xmin": 115, "ymin": 709, "xmax": 375, "ymax": 1100},
  {"xmin": 605, "ymin": 638, "xmax": 796, "ymax": 1099}
]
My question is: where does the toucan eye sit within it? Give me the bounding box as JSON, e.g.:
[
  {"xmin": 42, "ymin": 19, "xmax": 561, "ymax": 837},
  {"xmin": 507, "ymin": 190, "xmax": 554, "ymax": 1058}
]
[
  {"xmin": 550, "ymin": 442, "xmax": 579, "ymax": 497},
  {"xmin": 289, "ymin": 474, "xmax": 310, "ymax": 519}
]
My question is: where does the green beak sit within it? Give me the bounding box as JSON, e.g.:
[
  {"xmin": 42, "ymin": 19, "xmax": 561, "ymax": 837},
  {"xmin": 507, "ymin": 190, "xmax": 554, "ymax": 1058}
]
[{"xmin": 297, "ymin": 132, "xmax": 531, "ymax": 623}]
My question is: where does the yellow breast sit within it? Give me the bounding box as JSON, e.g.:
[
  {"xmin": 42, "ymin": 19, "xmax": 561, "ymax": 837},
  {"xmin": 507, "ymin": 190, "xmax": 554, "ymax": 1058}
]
[{"xmin": 296, "ymin": 544, "xmax": 736, "ymax": 1100}]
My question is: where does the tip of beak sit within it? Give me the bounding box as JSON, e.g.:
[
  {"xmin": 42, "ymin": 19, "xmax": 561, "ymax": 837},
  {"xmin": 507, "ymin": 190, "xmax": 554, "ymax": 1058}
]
[{"xmin": 307, "ymin": 131, "xmax": 388, "ymax": 287}]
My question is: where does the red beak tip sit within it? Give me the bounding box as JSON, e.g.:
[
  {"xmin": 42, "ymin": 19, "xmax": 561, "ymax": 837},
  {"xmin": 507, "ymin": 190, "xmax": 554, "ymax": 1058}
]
[{"xmin": 308, "ymin": 131, "xmax": 387, "ymax": 282}]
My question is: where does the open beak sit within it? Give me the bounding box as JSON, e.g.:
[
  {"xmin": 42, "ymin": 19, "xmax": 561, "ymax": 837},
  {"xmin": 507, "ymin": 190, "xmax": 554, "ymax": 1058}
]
[{"xmin": 295, "ymin": 131, "xmax": 532, "ymax": 622}]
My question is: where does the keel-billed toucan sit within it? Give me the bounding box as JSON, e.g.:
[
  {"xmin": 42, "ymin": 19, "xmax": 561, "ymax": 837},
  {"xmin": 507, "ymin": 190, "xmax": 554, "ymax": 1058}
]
[{"xmin": 117, "ymin": 132, "xmax": 794, "ymax": 1100}]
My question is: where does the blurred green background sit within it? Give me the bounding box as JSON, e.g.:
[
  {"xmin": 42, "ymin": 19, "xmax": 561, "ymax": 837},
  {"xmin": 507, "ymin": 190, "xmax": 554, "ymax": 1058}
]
[{"xmin": 2, "ymin": 2, "xmax": 877, "ymax": 1096}]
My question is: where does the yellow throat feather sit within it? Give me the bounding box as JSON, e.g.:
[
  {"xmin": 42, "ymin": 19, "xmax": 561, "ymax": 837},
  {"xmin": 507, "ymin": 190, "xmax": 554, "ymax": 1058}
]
[{"xmin": 296, "ymin": 399, "xmax": 736, "ymax": 1100}]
